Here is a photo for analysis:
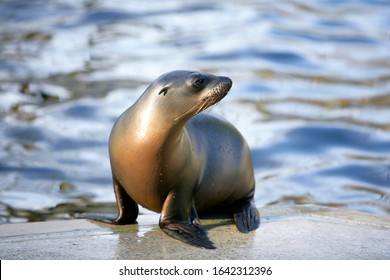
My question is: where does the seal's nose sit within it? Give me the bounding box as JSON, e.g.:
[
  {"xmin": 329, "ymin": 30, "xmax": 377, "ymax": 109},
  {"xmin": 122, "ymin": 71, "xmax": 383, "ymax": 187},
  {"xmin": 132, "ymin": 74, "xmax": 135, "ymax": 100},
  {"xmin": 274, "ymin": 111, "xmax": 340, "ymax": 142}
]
[
  {"xmin": 227, "ymin": 77, "xmax": 232, "ymax": 89},
  {"xmin": 221, "ymin": 76, "xmax": 233, "ymax": 91},
  {"xmin": 221, "ymin": 76, "xmax": 232, "ymax": 88}
]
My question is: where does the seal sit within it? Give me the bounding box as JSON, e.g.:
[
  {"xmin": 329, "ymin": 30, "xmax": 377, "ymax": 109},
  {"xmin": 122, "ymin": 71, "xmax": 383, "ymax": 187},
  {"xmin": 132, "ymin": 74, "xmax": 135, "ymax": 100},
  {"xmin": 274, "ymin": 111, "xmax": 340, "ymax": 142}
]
[{"xmin": 89, "ymin": 70, "xmax": 260, "ymax": 249}]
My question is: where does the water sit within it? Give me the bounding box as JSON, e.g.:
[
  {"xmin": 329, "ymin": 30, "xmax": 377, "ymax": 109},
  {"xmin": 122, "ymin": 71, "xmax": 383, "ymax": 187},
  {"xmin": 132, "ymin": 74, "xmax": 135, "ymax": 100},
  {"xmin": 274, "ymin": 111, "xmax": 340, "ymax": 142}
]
[{"xmin": 0, "ymin": 0, "xmax": 389, "ymax": 223}]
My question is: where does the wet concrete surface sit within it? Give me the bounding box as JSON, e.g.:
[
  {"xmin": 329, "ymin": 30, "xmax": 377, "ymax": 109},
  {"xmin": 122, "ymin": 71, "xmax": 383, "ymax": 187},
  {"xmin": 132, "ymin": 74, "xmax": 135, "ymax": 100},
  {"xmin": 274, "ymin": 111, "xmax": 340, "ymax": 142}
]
[{"xmin": 1, "ymin": 205, "xmax": 389, "ymax": 260}]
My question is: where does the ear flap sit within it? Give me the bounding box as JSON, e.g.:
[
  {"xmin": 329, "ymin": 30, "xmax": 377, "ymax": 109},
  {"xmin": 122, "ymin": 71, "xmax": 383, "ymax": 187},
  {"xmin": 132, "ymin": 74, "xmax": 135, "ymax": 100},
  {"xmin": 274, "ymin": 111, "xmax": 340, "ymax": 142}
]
[{"xmin": 158, "ymin": 87, "xmax": 168, "ymax": 96}]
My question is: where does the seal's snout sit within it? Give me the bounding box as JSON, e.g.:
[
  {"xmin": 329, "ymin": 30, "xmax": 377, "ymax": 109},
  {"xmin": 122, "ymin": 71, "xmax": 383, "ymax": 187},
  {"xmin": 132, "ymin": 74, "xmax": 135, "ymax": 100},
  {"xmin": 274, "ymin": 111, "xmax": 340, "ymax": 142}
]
[
  {"xmin": 221, "ymin": 76, "xmax": 233, "ymax": 91},
  {"xmin": 212, "ymin": 76, "xmax": 232, "ymax": 100},
  {"xmin": 223, "ymin": 77, "xmax": 233, "ymax": 91}
]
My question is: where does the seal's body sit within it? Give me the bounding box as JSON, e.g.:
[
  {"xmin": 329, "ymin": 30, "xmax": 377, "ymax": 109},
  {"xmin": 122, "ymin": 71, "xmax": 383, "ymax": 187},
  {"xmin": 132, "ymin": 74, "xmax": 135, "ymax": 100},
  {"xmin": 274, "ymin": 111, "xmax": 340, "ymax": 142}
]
[{"xmin": 93, "ymin": 71, "xmax": 259, "ymax": 248}]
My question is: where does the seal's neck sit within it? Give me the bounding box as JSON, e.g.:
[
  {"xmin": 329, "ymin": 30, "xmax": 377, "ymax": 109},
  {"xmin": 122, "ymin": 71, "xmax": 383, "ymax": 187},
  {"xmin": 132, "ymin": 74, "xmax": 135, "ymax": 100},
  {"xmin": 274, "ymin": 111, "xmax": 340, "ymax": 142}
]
[
  {"xmin": 110, "ymin": 105, "xmax": 190, "ymax": 211},
  {"xmin": 131, "ymin": 99, "xmax": 192, "ymax": 171},
  {"xmin": 129, "ymin": 97, "xmax": 187, "ymax": 145}
]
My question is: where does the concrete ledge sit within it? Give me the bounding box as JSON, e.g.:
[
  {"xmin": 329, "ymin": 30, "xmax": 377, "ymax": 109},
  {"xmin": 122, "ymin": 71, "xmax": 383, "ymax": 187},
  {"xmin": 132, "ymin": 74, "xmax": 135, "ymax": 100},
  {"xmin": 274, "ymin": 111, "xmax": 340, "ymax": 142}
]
[{"xmin": 1, "ymin": 205, "xmax": 389, "ymax": 259}]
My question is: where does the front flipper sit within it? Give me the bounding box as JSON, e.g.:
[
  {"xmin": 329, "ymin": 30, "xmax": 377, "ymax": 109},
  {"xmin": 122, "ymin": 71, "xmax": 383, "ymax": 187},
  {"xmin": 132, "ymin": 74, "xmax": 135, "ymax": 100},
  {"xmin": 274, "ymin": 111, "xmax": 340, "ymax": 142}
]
[
  {"xmin": 233, "ymin": 199, "xmax": 260, "ymax": 233},
  {"xmin": 86, "ymin": 177, "xmax": 138, "ymax": 225},
  {"xmin": 159, "ymin": 190, "xmax": 215, "ymax": 249},
  {"xmin": 161, "ymin": 221, "xmax": 216, "ymax": 249}
]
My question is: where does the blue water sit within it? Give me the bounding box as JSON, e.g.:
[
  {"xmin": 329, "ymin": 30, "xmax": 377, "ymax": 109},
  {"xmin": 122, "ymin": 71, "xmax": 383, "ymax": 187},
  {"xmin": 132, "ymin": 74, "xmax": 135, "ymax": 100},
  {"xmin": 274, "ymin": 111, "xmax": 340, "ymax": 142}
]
[{"xmin": 0, "ymin": 0, "xmax": 389, "ymax": 222}]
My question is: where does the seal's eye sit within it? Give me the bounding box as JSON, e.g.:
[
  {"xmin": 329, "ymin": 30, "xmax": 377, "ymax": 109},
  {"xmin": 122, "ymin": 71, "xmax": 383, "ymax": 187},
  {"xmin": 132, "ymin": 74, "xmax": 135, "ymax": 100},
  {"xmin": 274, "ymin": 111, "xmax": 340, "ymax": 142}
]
[
  {"xmin": 192, "ymin": 76, "xmax": 205, "ymax": 89},
  {"xmin": 158, "ymin": 87, "xmax": 168, "ymax": 96},
  {"xmin": 194, "ymin": 77, "xmax": 204, "ymax": 87}
]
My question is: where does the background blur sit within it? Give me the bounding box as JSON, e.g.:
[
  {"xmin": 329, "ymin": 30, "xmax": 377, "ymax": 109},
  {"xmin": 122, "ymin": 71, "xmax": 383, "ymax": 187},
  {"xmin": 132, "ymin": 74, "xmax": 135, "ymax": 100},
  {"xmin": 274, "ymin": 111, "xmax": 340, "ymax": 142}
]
[{"xmin": 1, "ymin": 0, "xmax": 389, "ymax": 223}]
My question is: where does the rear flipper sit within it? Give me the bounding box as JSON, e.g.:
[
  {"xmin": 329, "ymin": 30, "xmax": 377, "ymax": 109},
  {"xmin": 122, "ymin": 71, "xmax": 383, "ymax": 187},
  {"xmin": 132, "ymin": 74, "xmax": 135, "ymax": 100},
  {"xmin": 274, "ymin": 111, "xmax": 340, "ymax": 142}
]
[
  {"xmin": 85, "ymin": 177, "xmax": 139, "ymax": 225},
  {"xmin": 84, "ymin": 212, "xmax": 137, "ymax": 225},
  {"xmin": 233, "ymin": 200, "xmax": 260, "ymax": 233}
]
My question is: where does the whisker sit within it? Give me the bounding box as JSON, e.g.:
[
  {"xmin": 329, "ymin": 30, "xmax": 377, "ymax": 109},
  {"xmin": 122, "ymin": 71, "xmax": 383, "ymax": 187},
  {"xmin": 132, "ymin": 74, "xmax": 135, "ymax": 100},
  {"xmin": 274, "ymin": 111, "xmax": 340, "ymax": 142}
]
[
  {"xmin": 174, "ymin": 99, "xmax": 206, "ymax": 122},
  {"xmin": 173, "ymin": 85, "xmax": 228, "ymax": 123}
]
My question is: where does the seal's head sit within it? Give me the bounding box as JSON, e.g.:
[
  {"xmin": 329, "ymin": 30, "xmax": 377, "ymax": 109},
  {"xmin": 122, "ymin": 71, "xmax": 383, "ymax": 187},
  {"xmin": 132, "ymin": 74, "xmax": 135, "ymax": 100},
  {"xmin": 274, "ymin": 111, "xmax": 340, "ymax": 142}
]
[{"xmin": 140, "ymin": 70, "xmax": 232, "ymax": 122}]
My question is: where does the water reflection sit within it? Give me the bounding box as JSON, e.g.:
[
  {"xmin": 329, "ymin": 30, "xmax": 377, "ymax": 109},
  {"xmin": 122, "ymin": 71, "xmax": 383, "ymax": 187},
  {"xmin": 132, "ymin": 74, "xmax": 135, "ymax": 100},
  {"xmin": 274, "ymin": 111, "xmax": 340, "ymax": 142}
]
[
  {"xmin": 197, "ymin": 49, "xmax": 317, "ymax": 69},
  {"xmin": 0, "ymin": 0, "xmax": 389, "ymax": 222}
]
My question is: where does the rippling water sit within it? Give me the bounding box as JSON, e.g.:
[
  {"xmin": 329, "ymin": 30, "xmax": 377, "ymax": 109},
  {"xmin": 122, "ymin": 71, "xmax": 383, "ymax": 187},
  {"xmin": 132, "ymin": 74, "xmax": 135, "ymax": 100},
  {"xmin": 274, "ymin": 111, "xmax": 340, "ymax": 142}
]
[{"xmin": 1, "ymin": 0, "xmax": 389, "ymax": 223}]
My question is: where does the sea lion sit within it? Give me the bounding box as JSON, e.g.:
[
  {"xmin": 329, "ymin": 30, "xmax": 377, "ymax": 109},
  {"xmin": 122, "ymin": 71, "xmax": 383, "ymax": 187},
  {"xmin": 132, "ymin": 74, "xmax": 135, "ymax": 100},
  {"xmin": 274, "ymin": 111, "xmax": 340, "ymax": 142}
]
[{"xmin": 90, "ymin": 70, "xmax": 260, "ymax": 249}]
